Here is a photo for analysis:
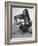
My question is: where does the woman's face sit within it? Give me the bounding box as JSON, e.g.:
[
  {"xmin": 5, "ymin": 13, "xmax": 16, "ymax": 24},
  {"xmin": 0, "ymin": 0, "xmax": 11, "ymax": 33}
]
[{"xmin": 23, "ymin": 10, "xmax": 26, "ymax": 15}]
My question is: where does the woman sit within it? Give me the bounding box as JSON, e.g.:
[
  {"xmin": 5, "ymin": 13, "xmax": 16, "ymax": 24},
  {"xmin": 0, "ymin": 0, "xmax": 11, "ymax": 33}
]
[{"xmin": 19, "ymin": 9, "xmax": 32, "ymax": 33}]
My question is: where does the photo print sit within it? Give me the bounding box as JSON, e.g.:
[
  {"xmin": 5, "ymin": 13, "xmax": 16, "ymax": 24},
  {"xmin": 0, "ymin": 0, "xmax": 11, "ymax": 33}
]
[{"xmin": 12, "ymin": 7, "xmax": 33, "ymax": 38}]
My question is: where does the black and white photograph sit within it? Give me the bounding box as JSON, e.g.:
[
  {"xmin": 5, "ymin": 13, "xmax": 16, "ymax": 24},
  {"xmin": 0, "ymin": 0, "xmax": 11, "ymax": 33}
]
[
  {"xmin": 5, "ymin": 2, "xmax": 37, "ymax": 44},
  {"xmin": 12, "ymin": 7, "xmax": 33, "ymax": 38}
]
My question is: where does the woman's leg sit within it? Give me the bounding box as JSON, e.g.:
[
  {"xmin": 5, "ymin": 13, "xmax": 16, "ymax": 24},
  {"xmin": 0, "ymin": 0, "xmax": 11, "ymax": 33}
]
[{"xmin": 19, "ymin": 24, "xmax": 28, "ymax": 33}]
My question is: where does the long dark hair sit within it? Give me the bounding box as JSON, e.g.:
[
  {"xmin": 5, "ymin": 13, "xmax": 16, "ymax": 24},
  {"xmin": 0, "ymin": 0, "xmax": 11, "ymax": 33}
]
[{"xmin": 23, "ymin": 9, "xmax": 30, "ymax": 21}]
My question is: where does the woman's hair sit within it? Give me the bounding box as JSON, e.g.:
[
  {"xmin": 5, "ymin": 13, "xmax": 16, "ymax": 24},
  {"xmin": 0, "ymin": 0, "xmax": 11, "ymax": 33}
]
[
  {"xmin": 23, "ymin": 9, "xmax": 30, "ymax": 21},
  {"xmin": 23, "ymin": 9, "xmax": 29, "ymax": 15}
]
